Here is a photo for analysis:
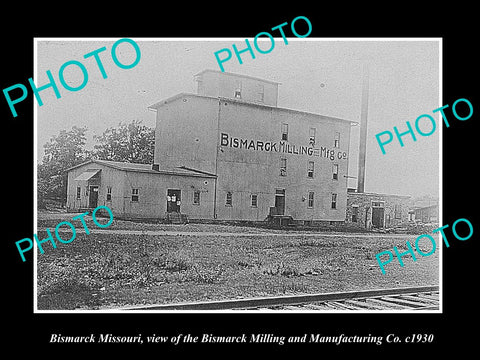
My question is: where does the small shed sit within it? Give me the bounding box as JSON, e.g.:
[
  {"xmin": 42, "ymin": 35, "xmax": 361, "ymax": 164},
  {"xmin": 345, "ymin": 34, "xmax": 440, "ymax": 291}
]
[{"xmin": 66, "ymin": 159, "xmax": 217, "ymax": 221}]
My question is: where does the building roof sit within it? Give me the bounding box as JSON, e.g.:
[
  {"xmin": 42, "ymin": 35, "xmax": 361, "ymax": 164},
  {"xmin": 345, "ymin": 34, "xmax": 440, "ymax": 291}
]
[
  {"xmin": 66, "ymin": 159, "xmax": 217, "ymax": 178},
  {"xmin": 194, "ymin": 69, "xmax": 281, "ymax": 85},
  {"xmin": 148, "ymin": 92, "xmax": 357, "ymax": 125}
]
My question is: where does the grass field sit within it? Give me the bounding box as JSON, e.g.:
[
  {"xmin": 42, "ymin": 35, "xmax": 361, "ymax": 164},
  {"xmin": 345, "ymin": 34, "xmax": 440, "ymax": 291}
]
[{"xmin": 36, "ymin": 212, "xmax": 439, "ymax": 310}]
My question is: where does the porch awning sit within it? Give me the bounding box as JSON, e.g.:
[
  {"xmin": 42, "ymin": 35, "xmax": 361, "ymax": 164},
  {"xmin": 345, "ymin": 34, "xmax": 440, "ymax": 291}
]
[{"xmin": 74, "ymin": 169, "xmax": 101, "ymax": 181}]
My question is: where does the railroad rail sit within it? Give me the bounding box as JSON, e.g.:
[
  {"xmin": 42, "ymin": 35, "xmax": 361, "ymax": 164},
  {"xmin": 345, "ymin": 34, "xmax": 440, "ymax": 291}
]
[{"xmin": 121, "ymin": 285, "xmax": 439, "ymax": 311}]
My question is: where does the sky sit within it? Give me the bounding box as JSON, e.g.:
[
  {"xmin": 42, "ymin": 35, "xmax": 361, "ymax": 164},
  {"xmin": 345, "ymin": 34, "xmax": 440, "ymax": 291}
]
[{"xmin": 35, "ymin": 38, "xmax": 440, "ymax": 198}]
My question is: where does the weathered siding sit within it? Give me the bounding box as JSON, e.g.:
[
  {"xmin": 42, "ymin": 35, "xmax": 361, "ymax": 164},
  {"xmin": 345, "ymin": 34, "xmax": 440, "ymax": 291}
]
[
  {"xmin": 197, "ymin": 70, "xmax": 279, "ymax": 106},
  {"xmin": 67, "ymin": 162, "xmax": 215, "ymax": 220},
  {"xmin": 214, "ymin": 99, "xmax": 351, "ymax": 221},
  {"xmin": 121, "ymin": 170, "xmax": 214, "ymax": 220},
  {"xmin": 346, "ymin": 192, "xmax": 411, "ymax": 229},
  {"xmin": 152, "ymin": 94, "xmax": 351, "ymax": 221},
  {"xmin": 148, "ymin": 72, "xmax": 354, "ymax": 222}
]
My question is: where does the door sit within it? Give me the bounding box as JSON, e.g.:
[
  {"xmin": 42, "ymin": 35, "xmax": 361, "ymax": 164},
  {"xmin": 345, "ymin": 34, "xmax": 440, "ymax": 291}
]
[
  {"xmin": 274, "ymin": 189, "xmax": 285, "ymax": 215},
  {"xmin": 89, "ymin": 186, "xmax": 99, "ymax": 208},
  {"xmin": 372, "ymin": 207, "xmax": 384, "ymax": 228},
  {"xmin": 167, "ymin": 189, "xmax": 181, "ymax": 213}
]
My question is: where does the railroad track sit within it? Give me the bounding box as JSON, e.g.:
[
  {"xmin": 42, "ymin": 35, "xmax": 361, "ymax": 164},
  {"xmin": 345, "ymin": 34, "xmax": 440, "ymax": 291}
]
[{"xmin": 121, "ymin": 285, "xmax": 439, "ymax": 311}]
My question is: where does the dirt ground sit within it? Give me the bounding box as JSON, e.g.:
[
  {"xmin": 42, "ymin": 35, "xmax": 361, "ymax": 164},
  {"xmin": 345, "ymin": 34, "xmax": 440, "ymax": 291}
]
[{"xmin": 35, "ymin": 211, "xmax": 440, "ymax": 310}]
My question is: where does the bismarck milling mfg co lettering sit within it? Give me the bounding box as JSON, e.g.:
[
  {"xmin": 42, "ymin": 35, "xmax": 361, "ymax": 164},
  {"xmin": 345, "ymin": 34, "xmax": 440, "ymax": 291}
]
[{"xmin": 220, "ymin": 132, "xmax": 347, "ymax": 161}]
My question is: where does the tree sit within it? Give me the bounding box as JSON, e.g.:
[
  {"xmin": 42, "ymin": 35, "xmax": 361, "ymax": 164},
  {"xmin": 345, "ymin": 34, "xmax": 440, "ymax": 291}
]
[
  {"xmin": 93, "ymin": 120, "xmax": 154, "ymax": 164},
  {"xmin": 37, "ymin": 126, "xmax": 89, "ymax": 208}
]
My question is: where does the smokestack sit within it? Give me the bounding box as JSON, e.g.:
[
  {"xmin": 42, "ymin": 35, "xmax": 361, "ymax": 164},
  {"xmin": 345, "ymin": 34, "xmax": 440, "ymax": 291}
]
[{"xmin": 357, "ymin": 64, "xmax": 369, "ymax": 193}]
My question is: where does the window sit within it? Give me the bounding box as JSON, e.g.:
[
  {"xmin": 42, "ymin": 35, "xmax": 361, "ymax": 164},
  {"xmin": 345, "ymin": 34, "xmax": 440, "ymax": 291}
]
[
  {"xmin": 257, "ymin": 84, "xmax": 264, "ymax": 102},
  {"xmin": 352, "ymin": 205, "xmax": 359, "ymax": 222},
  {"xmin": 76, "ymin": 186, "xmax": 81, "ymax": 200},
  {"xmin": 280, "ymin": 158, "xmax": 287, "ymax": 176},
  {"xmin": 106, "ymin": 186, "xmax": 112, "ymax": 201},
  {"xmin": 308, "ymin": 191, "xmax": 314, "ymax": 208},
  {"xmin": 131, "ymin": 188, "xmax": 139, "ymax": 202},
  {"xmin": 394, "ymin": 204, "xmax": 402, "ymax": 219},
  {"xmin": 332, "ymin": 164, "xmax": 339, "ymax": 180},
  {"xmin": 226, "ymin": 191, "xmax": 233, "ymax": 206},
  {"xmin": 193, "ymin": 190, "xmax": 200, "ymax": 205},
  {"xmin": 309, "ymin": 127, "xmax": 316, "ymax": 145},
  {"xmin": 234, "ymin": 80, "xmax": 242, "ymax": 98},
  {"xmin": 331, "ymin": 193, "xmax": 337, "ymax": 209},
  {"xmin": 372, "ymin": 201, "xmax": 384, "ymax": 207},
  {"xmin": 251, "ymin": 194, "xmax": 258, "ymax": 207},
  {"xmin": 334, "ymin": 131, "xmax": 340, "ymax": 148},
  {"xmin": 281, "ymin": 123, "xmax": 288, "ymax": 141},
  {"xmin": 307, "ymin": 161, "xmax": 315, "ymax": 178}
]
